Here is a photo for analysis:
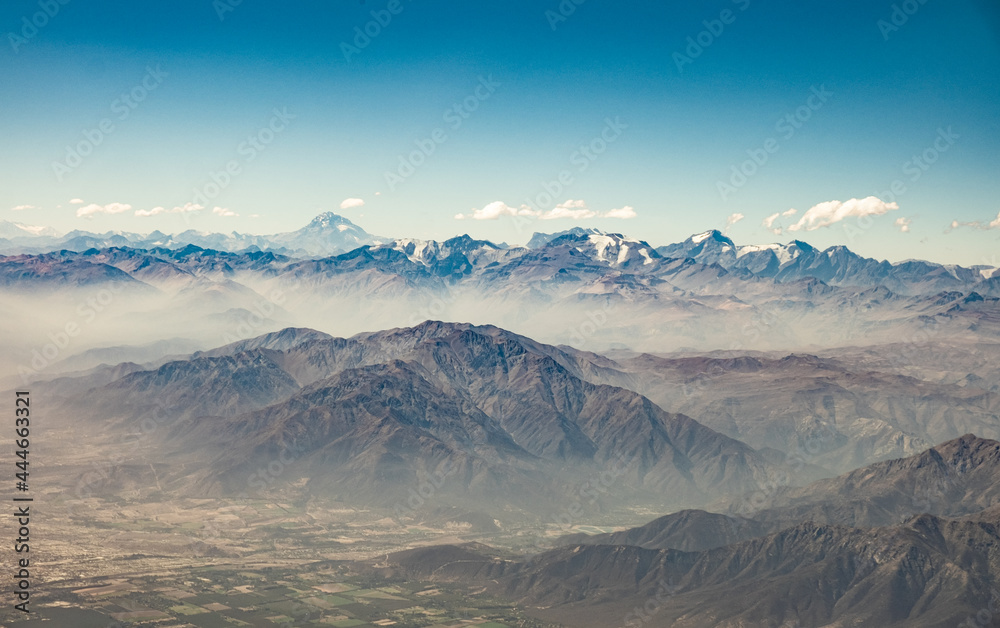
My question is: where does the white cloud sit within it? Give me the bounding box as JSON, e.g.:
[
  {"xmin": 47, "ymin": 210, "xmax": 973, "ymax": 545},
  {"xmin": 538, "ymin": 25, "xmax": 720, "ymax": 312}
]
[
  {"xmin": 948, "ymin": 210, "xmax": 1000, "ymax": 232},
  {"xmin": 340, "ymin": 197, "xmax": 365, "ymax": 210},
  {"xmin": 539, "ymin": 200, "xmax": 597, "ymax": 220},
  {"xmin": 456, "ymin": 201, "xmax": 539, "ymax": 220},
  {"xmin": 11, "ymin": 205, "xmax": 37, "ymax": 211},
  {"xmin": 605, "ymin": 205, "xmax": 637, "ymax": 219},
  {"xmin": 894, "ymin": 217, "xmax": 912, "ymax": 233},
  {"xmin": 762, "ymin": 208, "xmax": 800, "ymax": 235},
  {"xmin": 212, "ymin": 206, "xmax": 238, "ymax": 217},
  {"xmin": 539, "ymin": 207, "xmax": 597, "ymax": 220},
  {"xmin": 134, "ymin": 202, "xmax": 204, "ymax": 217},
  {"xmin": 726, "ymin": 212, "xmax": 745, "ymax": 227},
  {"xmin": 787, "ymin": 197, "xmax": 899, "ymax": 232},
  {"xmin": 456, "ymin": 199, "xmax": 637, "ymax": 221},
  {"xmin": 762, "ymin": 212, "xmax": 782, "ymax": 235},
  {"xmin": 69, "ymin": 198, "xmax": 84, "ymax": 205},
  {"xmin": 77, "ymin": 202, "xmax": 133, "ymax": 218}
]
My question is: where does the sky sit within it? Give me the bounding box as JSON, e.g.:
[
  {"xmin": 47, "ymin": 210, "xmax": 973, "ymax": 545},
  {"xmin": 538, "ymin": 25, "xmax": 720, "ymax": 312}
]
[{"xmin": 2, "ymin": 0, "xmax": 999, "ymax": 265}]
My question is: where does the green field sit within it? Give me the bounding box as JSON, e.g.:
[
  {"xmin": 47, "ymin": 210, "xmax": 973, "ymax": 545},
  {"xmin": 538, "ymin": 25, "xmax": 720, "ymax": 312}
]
[{"xmin": 0, "ymin": 563, "xmax": 551, "ymax": 628}]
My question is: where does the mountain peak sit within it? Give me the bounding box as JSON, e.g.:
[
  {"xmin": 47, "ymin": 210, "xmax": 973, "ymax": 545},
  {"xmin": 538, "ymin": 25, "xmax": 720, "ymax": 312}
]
[
  {"xmin": 788, "ymin": 239, "xmax": 816, "ymax": 252},
  {"xmin": 526, "ymin": 227, "xmax": 604, "ymax": 249},
  {"xmin": 0, "ymin": 220, "xmax": 62, "ymax": 239},
  {"xmin": 306, "ymin": 212, "xmax": 356, "ymax": 229},
  {"xmin": 689, "ymin": 229, "xmax": 734, "ymax": 247},
  {"xmin": 261, "ymin": 211, "xmax": 382, "ymax": 255},
  {"xmin": 934, "ymin": 434, "xmax": 1000, "ymax": 464}
]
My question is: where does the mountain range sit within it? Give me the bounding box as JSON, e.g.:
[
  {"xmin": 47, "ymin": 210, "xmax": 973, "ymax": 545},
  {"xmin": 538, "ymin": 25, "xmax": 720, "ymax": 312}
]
[
  {"xmin": 658, "ymin": 229, "xmax": 999, "ymax": 295},
  {"xmin": 31, "ymin": 318, "xmax": 1000, "ymax": 522},
  {"xmin": 0, "ymin": 212, "xmax": 385, "ymax": 257},
  {"xmin": 4, "ymin": 212, "xmax": 1000, "ymax": 377},
  {"xmin": 3, "ymin": 212, "xmax": 999, "ymax": 296},
  {"xmin": 7, "ymin": 211, "xmax": 1000, "ymax": 627},
  {"xmin": 44, "ymin": 321, "xmax": 790, "ymax": 516},
  {"xmin": 372, "ymin": 436, "xmax": 1000, "ymax": 628}
]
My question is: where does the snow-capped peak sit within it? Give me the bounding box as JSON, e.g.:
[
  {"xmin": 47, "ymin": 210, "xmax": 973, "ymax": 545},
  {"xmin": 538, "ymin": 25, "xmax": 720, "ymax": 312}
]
[
  {"xmin": 588, "ymin": 234, "xmax": 617, "ymax": 261},
  {"xmin": 736, "ymin": 242, "xmax": 798, "ymax": 264},
  {"xmin": 582, "ymin": 233, "xmax": 656, "ymax": 267}
]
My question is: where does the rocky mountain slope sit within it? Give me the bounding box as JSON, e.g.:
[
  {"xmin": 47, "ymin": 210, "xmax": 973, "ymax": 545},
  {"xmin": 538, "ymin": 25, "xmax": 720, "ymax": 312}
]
[
  {"xmin": 560, "ymin": 435, "xmax": 1000, "ymax": 551},
  {"xmin": 45, "ymin": 322, "xmax": 789, "ymax": 517},
  {"xmin": 373, "ymin": 437, "xmax": 1000, "ymax": 627}
]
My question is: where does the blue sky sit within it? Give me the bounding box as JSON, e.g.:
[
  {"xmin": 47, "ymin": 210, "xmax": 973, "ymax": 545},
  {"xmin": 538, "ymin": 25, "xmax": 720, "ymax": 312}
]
[{"xmin": 2, "ymin": 0, "xmax": 999, "ymax": 264}]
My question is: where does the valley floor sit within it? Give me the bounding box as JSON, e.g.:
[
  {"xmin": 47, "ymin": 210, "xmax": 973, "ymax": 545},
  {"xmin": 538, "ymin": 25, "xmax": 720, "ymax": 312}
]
[{"xmin": 0, "ymin": 494, "xmax": 621, "ymax": 628}]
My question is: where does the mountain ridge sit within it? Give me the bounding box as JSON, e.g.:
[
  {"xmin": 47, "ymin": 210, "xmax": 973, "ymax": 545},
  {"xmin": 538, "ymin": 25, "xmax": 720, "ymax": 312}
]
[
  {"xmin": 3, "ymin": 214, "xmax": 997, "ymax": 291},
  {"xmin": 369, "ymin": 436, "xmax": 1000, "ymax": 627},
  {"xmin": 46, "ymin": 320, "xmax": 793, "ymax": 516}
]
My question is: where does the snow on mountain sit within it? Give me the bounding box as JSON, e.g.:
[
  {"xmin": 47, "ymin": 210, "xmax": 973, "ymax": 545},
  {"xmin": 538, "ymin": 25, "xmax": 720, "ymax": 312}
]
[
  {"xmin": 0, "ymin": 211, "xmax": 384, "ymax": 257},
  {"xmin": 526, "ymin": 227, "xmax": 604, "ymax": 249},
  {"xmin": 568, "ymin": 233, "xmax": 660, "ymax": 269},
  {"xmin": 0, "ymin": 214, "xmax": 996, "ymax": 296},
  {"xmin": 0, "ymin": 220, "xmax": 62, "ymax": 239},
  {"xmin": 264, "ymin": 212, "xmax": 383, "ymax": 255},
  {"xmin": 385, "ymin": 236, "xmax": 512, "ymax": 267},
  {"xmin": 736, "ymin": 243, "xmax": 797, "ymax": 264}
]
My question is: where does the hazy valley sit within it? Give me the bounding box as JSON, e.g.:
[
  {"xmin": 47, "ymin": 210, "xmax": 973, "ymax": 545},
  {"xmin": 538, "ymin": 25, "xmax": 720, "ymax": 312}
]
[{"xmin": 3, "ymin": 213, "xmax": 1000, "ymax": 627}]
